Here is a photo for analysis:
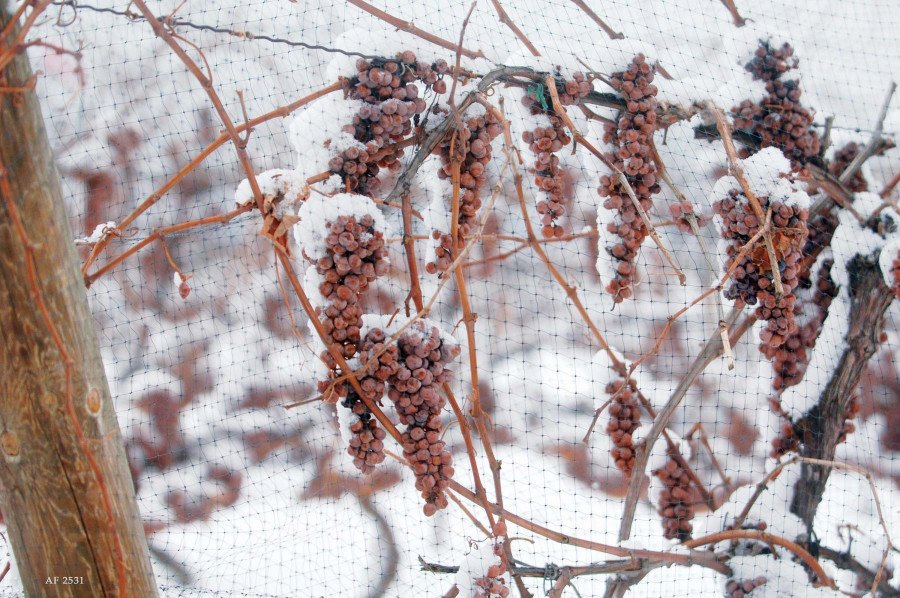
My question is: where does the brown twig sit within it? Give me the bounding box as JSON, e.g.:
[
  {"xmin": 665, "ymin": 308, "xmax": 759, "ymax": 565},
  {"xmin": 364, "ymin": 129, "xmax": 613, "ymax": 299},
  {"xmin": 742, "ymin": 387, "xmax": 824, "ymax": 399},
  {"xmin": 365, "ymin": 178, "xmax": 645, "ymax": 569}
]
[
  {"xmin": 489, "ymin": 0, "xmax": 540, "ymax": 55},
  {"xmin": 80, "ymin": 80, "xmax": 344, "ymax": 276},
  {"xmin": 717, "ymin": 0, "xmax": 747, "ymax": 26},
  {"xmin": 651, "ymin": 141, "xmax": 734, "ymax": 369},
  {"xmin": 567, "ymin": 0, "xmax": 624, "ymax": 39},
  {"xmin": 707, "ymin": 103, "xmax": 785, "ymax": 297},
  {"xmin": 838, "ymin": 82, "xmax": 895, "ymax": 186},
  {"xmin": 545, "ymin": 75, "xmax": 686, "ymax": 285},
  {"xmin": 345, "ymin": 0, "xmax": 484, "ymax": 58},
  {"xmin": 84, "ymin": 204, "xmax": 252, "ymax": 285},
  {"xmin": 683, "ymin": 529, "xmax": 835, "ymax": 588},
  {"xmin": 617, "ymin": 307, "xmax": 750, "ymax": 540}
]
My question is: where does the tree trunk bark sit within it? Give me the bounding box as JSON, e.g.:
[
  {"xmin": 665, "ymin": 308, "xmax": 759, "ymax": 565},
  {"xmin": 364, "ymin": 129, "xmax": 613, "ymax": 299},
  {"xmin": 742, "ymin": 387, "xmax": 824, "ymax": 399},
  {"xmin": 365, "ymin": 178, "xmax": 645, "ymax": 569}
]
[
  {"xmin": 790, "ymin": 254, "xmax": 894, "ymax": 532},
  {"xmin": 0, "ymin": 4, "xmax": 158, "ymax": 597}
]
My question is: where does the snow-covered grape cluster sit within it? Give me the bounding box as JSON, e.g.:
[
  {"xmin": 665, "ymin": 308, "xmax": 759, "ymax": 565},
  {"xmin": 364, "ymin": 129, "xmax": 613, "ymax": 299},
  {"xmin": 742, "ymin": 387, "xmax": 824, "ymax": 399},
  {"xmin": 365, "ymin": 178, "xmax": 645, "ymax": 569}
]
[
  {"xmin": 342, "ymin": 327, "xmax": 402, "ymax": 473},
  {"xmin": 521, "ymin": 72, "xmax": 591, "ymax": 238},
  {"xmin": 471, "ymin": 542, "xmax": 511, "ymax": 597},
  {"xmin": 763, "ymin": 258, "xmax": 837, "ymax": 393},
  {"xmin": 329, "ymin": 53, "xmax": 449, "ymax": 195},
  {"xmin": 312, "ymin": 212, "xmax": 390, "ymax": 399},
  {"xmin": 653, "ymin": 448, "xmax": 695, "ymax": 541},
  {"xmin": 598, "ymin": 54, "xmax": 661, "ymax": 301},
  {"xmin": 606, "ymin": 376, "xmax": 641, "ymax": 476},
  {"xmin": 713, "ymin": 189, "xmax": 808, "ymax": 349},
  {"xmin": 386, "ymin": 320, "xmax": 460, "ymax": 515},
  {"xmin": 732, "ymin": 41, "xmax": 820, "ymax": 169},
  {"xmin": 427, "ymin": 112, "xmax": 503, "ymax": 274},
  {"xmin": 724, "ymin": 577, "xmax": 768, "ymax": 597}
]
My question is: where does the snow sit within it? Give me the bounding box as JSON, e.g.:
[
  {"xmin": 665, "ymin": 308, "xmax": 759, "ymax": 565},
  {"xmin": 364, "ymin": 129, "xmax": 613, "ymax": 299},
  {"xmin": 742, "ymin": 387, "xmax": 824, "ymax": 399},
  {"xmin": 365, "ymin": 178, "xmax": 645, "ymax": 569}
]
[
  {"xmin": 294, "ymin": 192, "xmax": 390, "ymax": 260},
  {"xmin": 234, "ymin": 169, "xmax": 309, "ymax": 210},
  {"xmin": 880, "ymin": 237, "xmax": 900, "ymax": 289},
  {"xmin": 9, "ymin": 0, "xmax": 898, "ymax": 595},
  {"xmin": 74, "ymin": 221, "xmax": 117, "ymax": 245}
]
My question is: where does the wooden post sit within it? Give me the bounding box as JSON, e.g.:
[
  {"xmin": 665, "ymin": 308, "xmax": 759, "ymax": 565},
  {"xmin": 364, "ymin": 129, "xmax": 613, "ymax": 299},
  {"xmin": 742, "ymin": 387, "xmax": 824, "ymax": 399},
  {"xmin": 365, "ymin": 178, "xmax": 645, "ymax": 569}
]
[{"xmin": 0, "ymin": 3, "xmax": 158, "ymax": 596}]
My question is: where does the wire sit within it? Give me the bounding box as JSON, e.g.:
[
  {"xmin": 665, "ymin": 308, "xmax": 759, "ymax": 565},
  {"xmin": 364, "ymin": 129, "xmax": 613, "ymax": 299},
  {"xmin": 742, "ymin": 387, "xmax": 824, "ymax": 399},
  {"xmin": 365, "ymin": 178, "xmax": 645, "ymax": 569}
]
[{"xmin": 51, "ymin": 0, "xmax": 384, "ymax": 60}]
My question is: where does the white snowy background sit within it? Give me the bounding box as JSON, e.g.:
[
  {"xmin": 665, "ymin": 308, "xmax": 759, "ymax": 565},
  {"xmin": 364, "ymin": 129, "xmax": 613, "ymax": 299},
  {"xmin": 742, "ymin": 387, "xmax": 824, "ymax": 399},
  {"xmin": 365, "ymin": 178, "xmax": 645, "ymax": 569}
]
[{"xmin": 1, "ymin": 0, "xmax": 898, "ymax": 596}]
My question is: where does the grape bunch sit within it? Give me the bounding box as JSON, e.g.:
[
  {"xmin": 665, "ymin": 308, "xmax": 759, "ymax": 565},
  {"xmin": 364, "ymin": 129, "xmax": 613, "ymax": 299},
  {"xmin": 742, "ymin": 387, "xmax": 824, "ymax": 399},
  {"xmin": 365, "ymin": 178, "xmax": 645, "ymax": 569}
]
[
  {"xmin": 725, "ymin": 577, "xmax": 768, "ymax": 598},
  {"xmin": 312, "ymin": 213, "xmax": 390, "ymax": 399},
  {"xmin": 521, "ymin": 72, "xmax": 592, "ymax": 238},
  {"xmin": 606, "ymin": 376, "xmax": 641, "ymax": 477},
  {"xmin": 763, "ymin": 258, "xmax": 837, "ymax": 392},
  {"xmin": 653, "ymin": 448, "xmax": 695, "ymax": 541},
  {"xmin": 386, "ymin": 320, "xmax": 461, "ymax": 515},
  {"xmin": 713, "ymin": 188, "xmax": 809, "ymax": 349},
  {"xmin": 472, "ymin": 542, "xmax": 511, "ymax": 598},
  {"xmin": 598, "ymin": 54, "xmax": 661, "ymax": 302},
  {"xmin": 342, "ymin": 327, "xmax": 402, "ymax": 473},
  {"xmin": 426, "ymin": 112, "xmax": 503, "ymax": 274},
  {"xmin": 329, "ymin": 52, "xmax": 449, "ymax": 195},
  {"xmin": 828, "ymin": 142, "xmax": 868, "ymax": 192},
  {"xmin": 732, "ymin": 41, "xmax": 820, "ymax": 169}
]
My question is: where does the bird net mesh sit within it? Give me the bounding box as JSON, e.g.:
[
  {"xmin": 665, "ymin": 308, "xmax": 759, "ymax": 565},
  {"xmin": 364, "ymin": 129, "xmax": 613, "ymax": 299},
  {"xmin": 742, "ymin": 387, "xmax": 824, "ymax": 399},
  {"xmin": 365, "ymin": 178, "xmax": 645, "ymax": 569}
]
[{"xmin": 4, "ymin": 0, "xmax": 899, "ymax": 596}]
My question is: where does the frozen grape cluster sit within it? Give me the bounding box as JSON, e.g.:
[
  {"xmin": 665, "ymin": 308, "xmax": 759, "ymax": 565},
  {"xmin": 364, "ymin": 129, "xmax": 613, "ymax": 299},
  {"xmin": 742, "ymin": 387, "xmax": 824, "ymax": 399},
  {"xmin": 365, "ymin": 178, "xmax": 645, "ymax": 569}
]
[
  {"xmin": 312, "ymin": 213, "xmax": 390, "ymax": 398},
  {"xmin": 386, "ymin": 320, "xmax": 461, "ymax": 515},
  {"xmin": 828, "ymin": 142, "xmax": 868, "ymax": 192},
  {"xmin": 342, "ymin": 327, "xmax": 402, "ymax": 473},
  {"xmin": 329, "ymin": 52, "xmax": 449, "ymax": 195},
  {"xmin": 732, "ymin": 41, "xmax": 820, "ymax": 169},
  {"xmin": 653, "ymin": 448, "xmax": 695, "ymax": 541},
  {"xmin": 763, "ymin": 258, "xmax": 837, "ymax": 392},
  {"xmin": 598, "ymin": 54, "xmax": 661, "ymax": 301},
  {"xmin": 606, "ymin": 376, "xmax": 641, "ymax": 476},
  {"xmin": 713, "ymin": 188, "xmax": 809, "ymax": 349},
  {"xmin": 521, "ymin": 72, "xmax": 591, "ymax": 238},
  {"xmin": 724, "ymin": 576, "xmax": 768, "ymax": 597},
  {"xmin": 472, "ymin": 542, "xmax": 511, "ymax": 597},
  {"xmin": 427, "ymin": 112, "xmax": 503, "ymax": 274}
]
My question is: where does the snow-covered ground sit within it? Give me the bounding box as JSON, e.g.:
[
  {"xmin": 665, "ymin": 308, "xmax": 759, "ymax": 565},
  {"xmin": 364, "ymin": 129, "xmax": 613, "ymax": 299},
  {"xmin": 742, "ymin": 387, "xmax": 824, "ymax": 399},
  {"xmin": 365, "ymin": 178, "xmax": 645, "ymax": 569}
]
[{"xmin": 1, "ymin": 0, "xmax": 898, "ymax": 596}]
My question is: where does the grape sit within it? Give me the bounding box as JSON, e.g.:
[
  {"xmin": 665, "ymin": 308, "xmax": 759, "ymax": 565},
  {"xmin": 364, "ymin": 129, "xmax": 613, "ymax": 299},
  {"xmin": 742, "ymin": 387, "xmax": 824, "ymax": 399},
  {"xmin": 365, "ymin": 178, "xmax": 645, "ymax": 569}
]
[
  {"xmin": 724, "ymin": 576, "xmax": 768, "ymax": 597},
  {"xmin": 386, "ymin": 321, "xmax": 461, "ymax": 515},
  {"xmin": 653, "ymin": 448, "xmax": 695, "ymax": 541},
  {"xmin": 733, "ymin": 42, "xmax": 820, "ymax": 170},
  {"xmin": 829, "ymin": 142, "xmax": 868, "ymax": 192},
  {"xmin": 471, "ymin": 542, "xmax": 511, "ymax": 597},
  {"xmin": 311, "ymin": 213, "xmax": 389, "ymax": 401},
  {"xmin": 332, "ymin": 53, "xmax": 448, "ymax": 195},
  {"xmin": 606, "ymin": 377, "xmax": 641, "ymax": 476},
  {"xmin": 521, "ymin": 72, "xmax": 591, "ymax": 238},
  {"xmin": 598, "ymin": 54, "xmax": 661, "ymax": 302},
  {"xmin": 426, "ymin": 112, "xmax": 502, "ymax": 275}
]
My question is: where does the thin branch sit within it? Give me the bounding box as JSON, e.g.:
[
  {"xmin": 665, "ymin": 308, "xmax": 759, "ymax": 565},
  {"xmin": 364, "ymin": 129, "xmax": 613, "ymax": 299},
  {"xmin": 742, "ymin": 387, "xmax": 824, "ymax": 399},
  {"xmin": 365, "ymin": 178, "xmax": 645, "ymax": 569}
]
[
  {"xmin": 683, "ymin": 530, "xmax": 835, "ymax": 588},
  {"xmin": 345, "ymin": 0, "xmax": 484, "ymax": 58},
  {"xmin": 567, "ymin": 0, "xmax": 624, "ymax": 39},
  {"xmin": 707, "ymin": 103, "xmax": 785, "ymax": 297},
  {"xmin": 617, "ymin": 307, "xmax": 750, "ymax": 541},
  {"xmin": 489, "ymin": 0, "xmax": 540, "ymax": 56},
  {"xmin": 717, "ymin": 0, "xmax": 747, "ymax": 27},
  {"xmin": 81, "ymin": 80, "xmax": 344, "ymax": 276},
  {"xmin": 85, "ymin": 204, "xmax": 252, "ymax": 284},
  {"xmin": 838, "ymin": 82, "xmax": 895, "ymax": 186},
  {"xmin": 545, "ymin": 75, "xmax": 686, "ymax": 285}
]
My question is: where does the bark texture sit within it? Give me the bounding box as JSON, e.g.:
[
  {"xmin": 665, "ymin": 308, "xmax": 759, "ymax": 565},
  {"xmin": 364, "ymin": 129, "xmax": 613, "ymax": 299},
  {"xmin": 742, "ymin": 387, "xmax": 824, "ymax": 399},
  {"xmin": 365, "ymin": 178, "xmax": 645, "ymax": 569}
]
[{"xmin": 0, "ymin": 3, "xmax": 157, "ymax": 596}]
